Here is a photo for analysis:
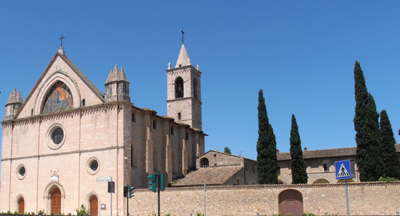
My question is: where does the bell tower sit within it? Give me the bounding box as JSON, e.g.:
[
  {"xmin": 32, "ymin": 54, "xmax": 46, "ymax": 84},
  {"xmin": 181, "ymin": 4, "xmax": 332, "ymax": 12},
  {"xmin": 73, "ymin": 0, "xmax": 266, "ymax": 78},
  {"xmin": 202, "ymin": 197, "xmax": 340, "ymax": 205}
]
[{"xmin": 166, "ymin": 41, "xmax": 202, "ymax": 130}]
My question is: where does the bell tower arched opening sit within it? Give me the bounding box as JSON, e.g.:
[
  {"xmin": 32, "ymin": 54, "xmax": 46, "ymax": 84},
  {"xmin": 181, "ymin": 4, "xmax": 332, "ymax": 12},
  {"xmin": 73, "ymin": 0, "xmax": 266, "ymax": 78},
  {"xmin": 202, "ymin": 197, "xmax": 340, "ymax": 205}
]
[{"xmin": 175, "ymin": 77, "xmax": 184, "ymax": 98}]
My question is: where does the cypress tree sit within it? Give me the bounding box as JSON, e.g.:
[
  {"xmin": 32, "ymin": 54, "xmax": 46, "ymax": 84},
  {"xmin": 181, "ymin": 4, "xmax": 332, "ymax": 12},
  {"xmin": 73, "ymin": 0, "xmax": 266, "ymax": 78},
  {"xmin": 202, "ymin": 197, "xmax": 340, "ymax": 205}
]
[
  {"xmin": 354, "ymin": 61, "xmax": 369, "ymax": 179},
  {"xmin": 256, "ymin": 90, "xmax": 278, "ymax": 184},
  {"xmin": 380, "ymin": 110, "xmax": 400, "ymax": 179},
  {"xmin": 359, "ymin": 94, "xmax": 384, "ymax": 181},
  {"xmin": 354, "ymin": 61, "xmax": 384, "ymax": 181},
  {"xmin": 290, "ymin": 114, "xmax": 308, "ymax": 184}
]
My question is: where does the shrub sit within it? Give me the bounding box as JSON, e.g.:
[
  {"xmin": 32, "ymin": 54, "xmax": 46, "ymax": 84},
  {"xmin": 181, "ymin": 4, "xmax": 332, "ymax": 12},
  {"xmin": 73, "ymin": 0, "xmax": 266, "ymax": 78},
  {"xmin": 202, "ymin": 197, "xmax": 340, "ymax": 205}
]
[
  {"xmin": 76, "ymin": 204, "xmax": 90, "ymax": 216},
  {"xmin": 38, "ymin": 209, "xmax": 45, "ymax": 215}
]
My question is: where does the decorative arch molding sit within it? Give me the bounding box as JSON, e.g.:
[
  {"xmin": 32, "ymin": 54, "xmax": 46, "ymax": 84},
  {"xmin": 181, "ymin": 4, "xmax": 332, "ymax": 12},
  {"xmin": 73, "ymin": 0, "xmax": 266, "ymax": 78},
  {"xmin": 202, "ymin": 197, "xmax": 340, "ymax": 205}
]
[
  {"xmin": 33, "ymin": 71, "xmax": 81, "ymax": 115},
  {"xmin": 14, "ymin": 194, "xmax": 25, "ymax": 212},
  {"xmin": 313, "ymin": 178, "xmax": 330, "ymax": 184},
  {"xmin": 43, "ymin": 181, "xmax": 65, "ymax": 215},
  {"xmin": 85, "ymin": 191, "xmax": 101, "ymax": 215}
]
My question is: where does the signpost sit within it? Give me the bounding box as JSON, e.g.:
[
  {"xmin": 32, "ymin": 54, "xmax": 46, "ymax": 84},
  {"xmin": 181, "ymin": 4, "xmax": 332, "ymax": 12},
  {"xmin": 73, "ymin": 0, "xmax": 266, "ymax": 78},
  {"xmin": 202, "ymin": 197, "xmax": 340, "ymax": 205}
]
[
  {"xmin": 335, "ymin": 160, "xmax": 351, "ymax": 216},
  {"xmin": 97, "ymin": 177, "xmax": 113, "ymax": 216}
]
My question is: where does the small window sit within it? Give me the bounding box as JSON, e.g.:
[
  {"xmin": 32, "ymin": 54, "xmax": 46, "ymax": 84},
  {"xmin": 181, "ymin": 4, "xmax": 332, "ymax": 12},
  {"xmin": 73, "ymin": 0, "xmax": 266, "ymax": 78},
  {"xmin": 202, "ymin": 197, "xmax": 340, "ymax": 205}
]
[
  {"xmin": 323, "ymin": 163, "xmax": 330, "ymax": 172},
  {"xmin": 171, "ymin": 127, "xmax": 174, "ymax": 135},
  {"xmin": 277, "ymin": 166, "xmax": 281, "ymax": 175},
  {"xmin": 237, "ymin": 179, "xmax": 239, "ymax": 185},
  {"xmin": 131, "ymin": 146, "xmax": 134, "ymax": 167},
  {"xmin": 252, "ymin": 165, "xmax": 255, "ymax": 172},
  {"xmin": 86, "ymin": 158, "xmax": 100, "ymax": 175},
  {"xmin": 31, "ymin": 109, "xmax": 33, "ymax": 116},
  {"xmin": 132, "ymin": 113, "xmax": 135, "ymax": 122},
  {"xmin": 90, "ymin": 160, "xmax": 98, "ymax": 171},
  {"xmin": 179, "ymin": 64, "xmax": 182, "ymax": 67},
  {"xmin": 186, "ymin": 132, "xmax": 189, "ymax": 140},
  {"xmin": 245, "ymin": 163, "xmax": 248, "ymax": 171},
  {"xmin": 153, "ymin": 120, "xmax": 156, "ymax": 129},
  {"xmin": 52, "ymin": 128, "xmax": 64, "ymax": 145},
  {"xmin": 214, "ymin": 154, "xmax": 216, "ymax": 158},
  {"xmin": 19, "ymin": 167, "xmax": 26, "ymax": 176},
  {"xmin": 178, "ymin": 112, "xmax": 181, "ymax": 120},
  {"xmin": 82, "ymin": 99, "xmax": 86, "ymax": 107},
  {"xmin": 200, "ymin": 158, "xmax": 209, "ymax": 167}
]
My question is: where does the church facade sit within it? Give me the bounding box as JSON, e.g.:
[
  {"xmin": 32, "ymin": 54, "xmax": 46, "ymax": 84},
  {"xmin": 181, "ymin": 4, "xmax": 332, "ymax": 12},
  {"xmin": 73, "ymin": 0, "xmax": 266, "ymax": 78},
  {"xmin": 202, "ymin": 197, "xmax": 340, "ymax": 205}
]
[{"xmin": 0, "ymin": 43, "xmax": 206, "ymax": 215}]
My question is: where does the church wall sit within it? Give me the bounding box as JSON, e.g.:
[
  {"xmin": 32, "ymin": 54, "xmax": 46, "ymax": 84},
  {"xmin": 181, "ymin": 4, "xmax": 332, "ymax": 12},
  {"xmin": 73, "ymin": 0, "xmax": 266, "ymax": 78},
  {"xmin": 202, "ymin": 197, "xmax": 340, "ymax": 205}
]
[
  {"xmin": 1, "ymin": 125, "xmax": 12, "ymax": 160},
  {"xmin": 11, "ymin": 122, "xmax": 39, "ymax": 158},
  {"xmin": 131, "ymin": 109, "xmax": 147, "ymax": 188},
  {"xmin": 38, "ymin": 115, "xmax": 80, "ymax": 155},
  {"xmin": 130, "ymin": 182, "xmax": 400, "ymax": 216},
  {"xmin": 0, "ymin": 160, "xmax": 11, "ymax": 211}
]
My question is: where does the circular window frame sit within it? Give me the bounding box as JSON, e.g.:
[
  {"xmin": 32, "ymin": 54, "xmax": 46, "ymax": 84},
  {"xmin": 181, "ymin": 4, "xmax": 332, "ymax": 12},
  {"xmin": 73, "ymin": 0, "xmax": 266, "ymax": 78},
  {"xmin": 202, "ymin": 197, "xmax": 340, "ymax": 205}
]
[
  {"xmin": 16, "ymin": 164, "xmax": 27, "ymax": 180},
  {"xmin": 46, "ymin": 123, "xmax": 66, "ymax": 150},
  {"xmin": 86, "ymin": 157, "xmax": 100, "ymax": 175}
]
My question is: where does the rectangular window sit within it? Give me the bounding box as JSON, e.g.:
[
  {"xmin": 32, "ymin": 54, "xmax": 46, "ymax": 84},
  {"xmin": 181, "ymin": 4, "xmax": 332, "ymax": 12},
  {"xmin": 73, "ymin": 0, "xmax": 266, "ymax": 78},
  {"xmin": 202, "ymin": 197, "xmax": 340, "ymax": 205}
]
[
  {"xmin": 245, "ymin": 163, "xmax": 248, "ymax": 171},
  {"xmin": 131, "ymin": 113, "xmax": 135, "ymax": 122},
  {"xmin": 323, "ymin": 163, "xmax": 330, "ymax": 172},
  {"xmin": 276, "ymin": 166, "xmax": 281, "ymax": 175},
  {"xmin": 131, "ymin": 146, "xmax": 134, "ymax": 167},
  {"xmin": 237, "ymin": 179, "xmax": 239, "ymax": 185}
]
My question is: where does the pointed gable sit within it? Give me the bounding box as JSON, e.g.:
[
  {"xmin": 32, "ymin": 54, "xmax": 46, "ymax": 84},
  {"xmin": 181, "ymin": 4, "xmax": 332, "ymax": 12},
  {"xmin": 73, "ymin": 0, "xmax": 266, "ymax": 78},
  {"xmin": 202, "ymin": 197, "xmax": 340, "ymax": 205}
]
[
  {"xmin": 175, "ymin": 43, "xmax": 192, "ymax": 68},
  {"xmin": 14, "ymin": 48, "xmax": 105, "ymax": 119}
]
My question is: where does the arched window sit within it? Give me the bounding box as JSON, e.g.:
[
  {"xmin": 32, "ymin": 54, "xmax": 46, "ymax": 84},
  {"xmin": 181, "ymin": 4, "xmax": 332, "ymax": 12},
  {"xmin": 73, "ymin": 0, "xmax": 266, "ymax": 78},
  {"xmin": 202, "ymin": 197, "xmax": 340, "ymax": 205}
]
[
  {"xmin": 193, "ymin": 78, "xmax": 198, "ymax": 99},
  {"xmin": 175, "ymin": 77, "xmax": 184, "ymax": 98},
  {"xmin": 42, "ymin": 81, "xmax": 73, "ymax": 114},
  {"xmin": 131, "ymin": 145, "xmax": 134, "ymax": 167},
  {"xmin": 178, "ymin": 112, "xmax": 181, "ymax": 120},
  {"xmin": 200, "ymin": 158, "xmax": 209, "ymax": 167},
  {"xmin": 82, "ymin": 99, "xmax": 85, "ymax": 107}
]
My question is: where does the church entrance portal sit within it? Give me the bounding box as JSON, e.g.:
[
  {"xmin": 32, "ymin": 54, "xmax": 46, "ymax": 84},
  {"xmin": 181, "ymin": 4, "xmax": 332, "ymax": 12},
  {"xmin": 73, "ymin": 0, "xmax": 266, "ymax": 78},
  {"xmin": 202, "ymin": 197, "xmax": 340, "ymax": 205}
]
[
  {"xmin": 89, "ymin": 195, "xmax": 98, "ymax": 216},
  {"xmin": 278, "ymin": 189, "xmax": 303, "ymax": 216},
  {"xmin": 51, "ymin": 188, "xmax": 62, "ymax": 215},
  {"xmin": 18, "ymin": 197, "xmax": 24, "ymax": 213}
]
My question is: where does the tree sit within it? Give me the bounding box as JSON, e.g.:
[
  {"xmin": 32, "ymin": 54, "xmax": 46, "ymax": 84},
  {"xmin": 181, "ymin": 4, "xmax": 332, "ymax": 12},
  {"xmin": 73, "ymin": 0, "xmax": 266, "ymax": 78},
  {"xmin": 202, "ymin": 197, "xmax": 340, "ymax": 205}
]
[
  {"xmin": 224, "ymin": 147, "xmax": 231, "ymax": 154},
  {"xmin": 353, "ymin": 62, "xmax": 384, "ymax": 181},
  {"xmin": 256, "ymin": 90, "xmax": 278, "ymax": 184},
  {"xmin": 361, "ymin": 94, "xmax": 384, "ymax": 181},
  {"xmin": 290, "ymin": 114, "xmax": 308, "ymax": 184},
  {"xmin": 380, "ymin": 110, "xmax": 400, "ymax": 179}
]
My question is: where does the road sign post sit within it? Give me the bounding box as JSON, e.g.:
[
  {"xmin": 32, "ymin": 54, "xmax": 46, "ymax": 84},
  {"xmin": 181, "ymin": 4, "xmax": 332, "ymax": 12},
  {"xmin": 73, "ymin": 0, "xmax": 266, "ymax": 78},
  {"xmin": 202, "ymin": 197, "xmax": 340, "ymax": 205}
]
[{"xmin": 335, "ymin": 160, "xmax": 351, "ymax": 216}]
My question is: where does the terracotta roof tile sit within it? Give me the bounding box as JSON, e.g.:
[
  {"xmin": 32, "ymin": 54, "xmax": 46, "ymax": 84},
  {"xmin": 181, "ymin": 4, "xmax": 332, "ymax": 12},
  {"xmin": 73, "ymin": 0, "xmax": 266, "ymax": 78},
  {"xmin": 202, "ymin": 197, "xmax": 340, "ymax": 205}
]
[{"xmin": 173, "ymin": 166, "xmax": 243, "ymax": 186}]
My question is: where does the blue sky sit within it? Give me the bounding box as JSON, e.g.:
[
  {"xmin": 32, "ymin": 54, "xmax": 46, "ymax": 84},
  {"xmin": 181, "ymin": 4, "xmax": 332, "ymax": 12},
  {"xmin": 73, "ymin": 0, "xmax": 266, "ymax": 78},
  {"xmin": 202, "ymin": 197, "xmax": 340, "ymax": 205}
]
[{"xmin": 1, "ymin": 1, "xmax": 400, "ymax": 176}]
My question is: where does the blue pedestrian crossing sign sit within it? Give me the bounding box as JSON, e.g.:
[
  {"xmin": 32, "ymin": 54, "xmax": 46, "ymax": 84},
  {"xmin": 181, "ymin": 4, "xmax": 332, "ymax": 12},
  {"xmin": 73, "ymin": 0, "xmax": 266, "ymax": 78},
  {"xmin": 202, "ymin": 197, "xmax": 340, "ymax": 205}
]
[{"xmin": 335, "ymin": 160, "xmax": 352, "ymax": 180}]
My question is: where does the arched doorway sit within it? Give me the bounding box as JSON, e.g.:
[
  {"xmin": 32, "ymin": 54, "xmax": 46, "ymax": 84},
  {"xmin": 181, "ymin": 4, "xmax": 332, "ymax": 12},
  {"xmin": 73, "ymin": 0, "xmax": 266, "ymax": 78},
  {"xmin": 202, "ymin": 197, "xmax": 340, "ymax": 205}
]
[
  {"xmin": 278, "ymin": 189, "xmax": 303, "ymax": 216},
  {"xmin": 89, "ymin": 195, "xmax": 98, "ymax": 216},
  {"xmin": 51, "ymin": 188, "xmax": 62, "ymax": 215},
  {"xmin": 18, "ymin": 197, "xmax": 24, "ymax": 213}
]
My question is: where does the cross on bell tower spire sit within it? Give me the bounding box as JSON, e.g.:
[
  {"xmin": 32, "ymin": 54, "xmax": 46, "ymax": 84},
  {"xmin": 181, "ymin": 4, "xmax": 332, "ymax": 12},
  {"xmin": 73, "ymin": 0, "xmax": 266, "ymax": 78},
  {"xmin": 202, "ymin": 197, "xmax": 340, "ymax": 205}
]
[{"xmin": 181, "ymin": 29, "xmax": 185, "ymax": 44}]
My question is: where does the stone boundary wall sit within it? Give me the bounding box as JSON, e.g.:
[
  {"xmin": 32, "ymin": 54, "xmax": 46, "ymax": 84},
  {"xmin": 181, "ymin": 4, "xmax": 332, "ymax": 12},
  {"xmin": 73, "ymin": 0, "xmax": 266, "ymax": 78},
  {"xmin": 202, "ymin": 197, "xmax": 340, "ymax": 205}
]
[{"xmin": 130, "ymin": 182, "xmax": 400, "ymax": 216}]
